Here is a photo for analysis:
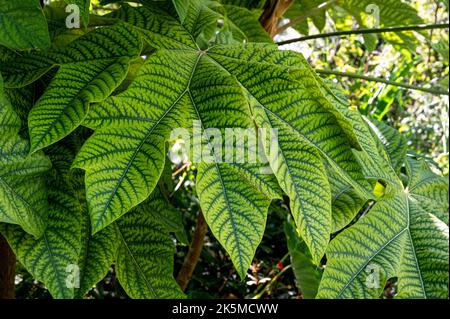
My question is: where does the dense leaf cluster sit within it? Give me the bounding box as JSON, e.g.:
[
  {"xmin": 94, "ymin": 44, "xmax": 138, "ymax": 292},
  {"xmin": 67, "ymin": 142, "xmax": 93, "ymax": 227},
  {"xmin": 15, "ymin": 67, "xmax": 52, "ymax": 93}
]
[{"xmin": 0, "ymin": 0, "xmax": 447, "ymax": 299}]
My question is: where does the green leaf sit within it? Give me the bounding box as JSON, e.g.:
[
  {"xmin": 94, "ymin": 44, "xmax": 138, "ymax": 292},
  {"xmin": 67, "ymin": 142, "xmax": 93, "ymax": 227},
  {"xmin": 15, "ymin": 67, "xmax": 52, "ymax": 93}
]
[
  {"xmin": 365, "ymin": 117, "xmax": 407, "ymax": 173},
  {"xmin": 0, "ymin": 73, "xmax": 51, "ymax": 237},
  {"xmin": 115, "ymin": 199, "xmax": 185, "ymax": 299},
  {"xmin": 73, "ymin": 157, "xmax": 120, "ymax": 298},
  {"xmin": 405, "ymin": 158, "xmax": 449, "ymax": 225},
  {"xmin": 223, "ymin": 5, "xmax": 272, "ymax": 43},
  {"xmin": 285, "ymin": 221, "xmax": 322, "ymax": 298},
  {"xmin": 72, "ymin": 50, "xmax": 196, "ymax": 234},
  {"xmin": 197, "ymin": 162, "xmax": 275, "ymax": 278},
  {"xmin": 74, "ymin": 9, "xmax": 368, "ymax": 275},
  {"xmin": 74, "ymin": 46, "xmax": 280, "ymax": 276},
  {"xmin": 317, "ymin": 158, "xmax": 449, "ymax": 298},
  {"xmin": 113, "ymin": 4, "xmax": 198, "ymax": 49},
  {"xmin": 147, "ymin": 184, "xmax": 185, "ymax": 235},
  {"xmin": 0, "ymin": 142, "xmax": 83, "ymax": 299},
  {"xmin": 77, "ymin": 218, "xmax": 120, "ymax": 298},
  {"xmin": 172, "ymin": 0, "xmax": 191, "ymax": 22},
  {"xmin": 329, "ymin": 170, "xmax": 366, "ymax": 233},
  {"xmin": 0, "ymin": 0, "xmax": 50, "ymax": 50},
  {"xmin": 207, "ymin": 44, "xmax": 371, "ymax": 262},
  {"xmin": 286, "ymin": 0, "xmax": 327, "ymax": 33},
  {"xmin": 182, "ymin": 0, "xmax": 224, "ymax": 45},
  {"xmin": 28, "ymin": 24, "xmax": 142, "ymax": 153},
  {"xmin": 320, "ymin": 78, "xmax": 401, "ymax": 187},
  {"xmin": 0, "ymin": 52, "xmax": 55, "ymax": 89}
]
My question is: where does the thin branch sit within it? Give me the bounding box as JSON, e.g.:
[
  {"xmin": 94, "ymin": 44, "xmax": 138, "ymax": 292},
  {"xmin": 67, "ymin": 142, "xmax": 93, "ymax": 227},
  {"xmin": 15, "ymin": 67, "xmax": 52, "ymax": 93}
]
[
  {"xmin": 316, "ymin": 69, "xmax": 449, "ymax": 96},
  {"xmin": 276, "ymin": 23, "xmax": 449, "ymax": 45},
  {"xmin": 176, "ymin": 211, "xmax": 208, "ymax": 291}
]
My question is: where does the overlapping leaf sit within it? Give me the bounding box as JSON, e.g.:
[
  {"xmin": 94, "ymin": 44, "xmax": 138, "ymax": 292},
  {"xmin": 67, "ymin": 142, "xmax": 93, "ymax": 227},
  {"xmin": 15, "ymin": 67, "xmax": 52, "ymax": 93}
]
[
  {"xmin": 318, "ymin": 187, "xmax": 449, "ymax": 298},
  {"xmin": 329, "ymin": 170, "xmax": 366, "ymax": 233},
  {"xmin": 365, "ymin": 118, "xmax": 407, "ymax": 174},
  {"xmin": 207, "ymin": 44, "xmax": 372, "ymax": 262},
  {"xmin": 74, "ymin": 46, "xmax": 281, "ymax": 277},
  {"xmin": 0, "ymin": 142, "xmax": 83, "ymax": 299},
  {"xmin": 72, "ymin": 4, "xmax": 373, "ymax": 273},
  {"xmin": 72, "ymin": 50, "xmax": 196, "ymax": 234},
  {"xmin": 115, "ymin": 200, "xmax": 184, "ymax": 299},
  {"xmin": 223, "ymin": 5, "xmax": 272, "ymax": 43},
  {"xmin": 285, "ymin": 0, "xmax": 424, "ymax": 52},
  {"xmin": 0, "ymin": 74, "xmax": 51, "ymax": 237},
  {"xmin": 405, "ymin": 158, "xmax": 449, "ymax": 225},
  {"xmin": 0, "ymin": 0, "xmax": 50, "ymax": 50},
  {"xmin": 318, "ymin": 149, "xmax": 449, "ymax": 298},
  {"xmin": 285, "ymin": 221, "xmax": 322, "ymax": 298},
  {"xmin": 65, "ymin": 0, "xmax": 91, "ymax": 28}
]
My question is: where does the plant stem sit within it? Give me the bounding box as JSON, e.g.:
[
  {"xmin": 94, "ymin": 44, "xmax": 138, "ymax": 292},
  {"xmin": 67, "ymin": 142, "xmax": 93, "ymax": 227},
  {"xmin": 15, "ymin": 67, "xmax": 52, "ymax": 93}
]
[
  {"xmin": 275, "ymin": 0, "xmax": 338, "ymax": 34},
  {"xmin": 0, "ymin": 234, "xmax": 15, "ymax": 299},
  {"xmin": 176, "ymin": 211, "xmax": 208, "ymax": 291},
  {"xmin": 253, "ymin": 264, "xmax": 292, "ymax": 299},
  {"xmin": 316, "ymin": 69, "xmax": 449, "ymax": 96},
  {"xmin": 276, "ymin": 23, "xmax": 449, "ymax": 45}
]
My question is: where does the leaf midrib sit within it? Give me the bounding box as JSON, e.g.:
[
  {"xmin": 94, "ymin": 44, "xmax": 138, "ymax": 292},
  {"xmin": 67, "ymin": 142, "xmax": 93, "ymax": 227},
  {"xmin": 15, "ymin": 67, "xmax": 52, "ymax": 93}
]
[
  {"xmin": 92, "ymin": 53, "xmax": 203, "ymax": 232},
  {"xmin": 205, "ymin": 53, "xmax": 371, "ymax": 199}
]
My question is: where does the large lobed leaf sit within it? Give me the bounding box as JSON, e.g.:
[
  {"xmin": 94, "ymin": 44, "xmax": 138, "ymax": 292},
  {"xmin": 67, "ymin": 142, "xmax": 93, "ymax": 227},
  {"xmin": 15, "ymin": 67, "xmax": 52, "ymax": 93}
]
[
  {"xmin": 318, "ymin": 146, "xmax": 449, "ymax": 298},
  {"xmin": 71, "ymin": 4, "xmax": 371, "ymax": 276}
]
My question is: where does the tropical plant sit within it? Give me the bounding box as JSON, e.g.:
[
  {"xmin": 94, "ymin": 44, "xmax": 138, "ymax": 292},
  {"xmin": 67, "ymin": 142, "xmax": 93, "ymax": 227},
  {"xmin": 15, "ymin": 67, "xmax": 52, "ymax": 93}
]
[{"xmin": 0, "ymin": 0, "xmax": 448, "ymax": 299}]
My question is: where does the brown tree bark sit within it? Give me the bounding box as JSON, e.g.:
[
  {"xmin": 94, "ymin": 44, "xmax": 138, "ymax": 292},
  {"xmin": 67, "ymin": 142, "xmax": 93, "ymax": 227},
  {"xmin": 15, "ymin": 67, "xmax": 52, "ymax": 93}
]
[
  {"xmin": 0, "ymin": 234, "xmax": 16, "ymax": 299},
  {"xmin": 259, "ymin": 0, "xmax": 294, "ymax": 37},
  {"xmin": 176, "ymin": 211, "xmax": 208, "ymax": 291}
]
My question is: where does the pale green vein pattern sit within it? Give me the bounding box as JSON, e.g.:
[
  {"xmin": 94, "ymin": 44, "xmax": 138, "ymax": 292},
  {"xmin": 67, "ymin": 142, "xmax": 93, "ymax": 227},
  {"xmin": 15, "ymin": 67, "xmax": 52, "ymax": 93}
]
[
  {"xmin": 77, "ymin": 218, "xmax": 120, "ymax": 298},
  {"xmin": 75, "ymin": 160, "xmax": 120, "ymax": 298},
  {"xmin": 115, "ymin": 201, "xmax": 185, "ymax": 299},
  {"xmin": 405, "ymin": 158, "xmax": 449, "ymax": 225},
  {"xmin": 74, "ymin": 46, "xmax": 279, "ymax": 277},
  {"xmin": 28, "ymin": 24, "xmax": 142, "ymax": 153},
  {"xmin": 0, "ymin": 73, "xmax": 51, "ymax": 237},
  {"xmin": 0, "ymin": 0, "xmax": 50, "ymax": 50},
  {"xmin": 365, "ymin": 118, "xmax": 407, "ymax": 174},
  {"xmin": 147, "ymin": 185, "xmax": 185, "ymax": 234},
  {"xmin": 317, "ymin": 158, "xmax": 449, "ymax": 299},
  {"xmin": 223, "ymin": 5, "xmax": 272, "ymax": 43},
  {"xmin": 320, "ymin": 78, "xmax": 401, "ymax": 187},
  {"xmin": 0, "ymin": 142, "xmax": 83, "ymax": 299},
  {"xmin": 74, "ymin": 7, "xmax": 372, "ymax": 273},
  {"xmin": 329, "ymin": 170, "xmax": 366, "ymax": 233},
  {"xmin": 172, "ymin": 0, "xmax": 191, "ymax": 22},
  {"xmin": 113, "ymin": 4, "xmax": 197, "ymax": 49}
]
